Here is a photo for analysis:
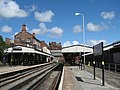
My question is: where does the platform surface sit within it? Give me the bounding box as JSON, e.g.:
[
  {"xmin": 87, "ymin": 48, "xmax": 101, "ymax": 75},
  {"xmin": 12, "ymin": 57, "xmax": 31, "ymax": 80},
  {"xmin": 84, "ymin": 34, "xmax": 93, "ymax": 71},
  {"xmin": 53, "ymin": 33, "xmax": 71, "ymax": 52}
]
[
  {"xmin": 0, "ymin": 63, "xmax": 49, "ymax": 75},
  {"xmin": 0, "ymin": 66, "xmax": 29, "ymax": 75},
  {"xmin": 61, "ymin": 66, "xmax": 120, "ymax": 90}
]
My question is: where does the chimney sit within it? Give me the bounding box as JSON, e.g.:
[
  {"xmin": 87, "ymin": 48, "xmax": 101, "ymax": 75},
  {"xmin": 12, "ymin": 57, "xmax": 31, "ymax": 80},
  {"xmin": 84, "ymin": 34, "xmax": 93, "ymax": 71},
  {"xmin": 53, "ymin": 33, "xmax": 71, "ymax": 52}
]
[
  {"xmin": 22, "ymin": 24, "xmax": 26, "ymax": 31},
  {"xmin": 33, "ymin": 32, "xmax": 35, "ymax": 37},
  {"xmin": 5, "ymin": 38, "xmax": 11, "ymax": 45}
]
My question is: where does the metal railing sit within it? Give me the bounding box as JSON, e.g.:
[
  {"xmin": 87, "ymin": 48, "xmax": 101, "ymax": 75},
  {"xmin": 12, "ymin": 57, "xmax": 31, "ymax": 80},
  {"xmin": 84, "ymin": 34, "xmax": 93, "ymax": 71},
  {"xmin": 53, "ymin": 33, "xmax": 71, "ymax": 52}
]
[{"xmin": 95, "ymin": 62, "xmax": 120, "ymax": 73}]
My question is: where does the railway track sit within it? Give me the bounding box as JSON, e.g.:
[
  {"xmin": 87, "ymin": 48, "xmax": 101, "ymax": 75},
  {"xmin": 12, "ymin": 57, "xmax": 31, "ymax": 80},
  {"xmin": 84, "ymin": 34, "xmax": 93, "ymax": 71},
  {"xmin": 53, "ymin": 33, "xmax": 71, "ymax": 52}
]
[
  {"xmin": 33, "ymin": 63, "xmax": 63, "ymax": 90},
  {"xmin": 0, "ymin": 62, "xmax": 62, "ymax": 90}
]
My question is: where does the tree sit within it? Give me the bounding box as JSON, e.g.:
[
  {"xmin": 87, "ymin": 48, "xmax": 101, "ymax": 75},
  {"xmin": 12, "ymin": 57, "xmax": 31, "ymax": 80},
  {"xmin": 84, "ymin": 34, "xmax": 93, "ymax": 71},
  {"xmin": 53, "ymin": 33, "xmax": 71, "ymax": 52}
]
[{"xmin": 0, "ymin": 35, "xmax": 10, "ymax": 62}]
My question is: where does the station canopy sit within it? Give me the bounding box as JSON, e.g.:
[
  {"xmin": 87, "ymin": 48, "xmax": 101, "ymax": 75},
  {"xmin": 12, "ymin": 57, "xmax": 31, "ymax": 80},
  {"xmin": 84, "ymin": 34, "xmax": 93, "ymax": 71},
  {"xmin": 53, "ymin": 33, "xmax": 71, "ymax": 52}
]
[
  {"xmin": 62, "ymin": 45, "xmax": 93, "ymax": 53},
  {"xmin": 6, "ymin": 46, "xmax": 53, "ymax": 57}
]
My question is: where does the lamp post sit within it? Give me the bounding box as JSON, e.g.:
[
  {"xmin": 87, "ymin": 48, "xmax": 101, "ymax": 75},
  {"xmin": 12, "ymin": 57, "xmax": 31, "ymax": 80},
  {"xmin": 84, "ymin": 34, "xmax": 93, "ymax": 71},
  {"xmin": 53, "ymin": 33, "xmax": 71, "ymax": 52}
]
[{"xmin": 75, "ymin": 12, "xmax": 86, "ymax": 70}]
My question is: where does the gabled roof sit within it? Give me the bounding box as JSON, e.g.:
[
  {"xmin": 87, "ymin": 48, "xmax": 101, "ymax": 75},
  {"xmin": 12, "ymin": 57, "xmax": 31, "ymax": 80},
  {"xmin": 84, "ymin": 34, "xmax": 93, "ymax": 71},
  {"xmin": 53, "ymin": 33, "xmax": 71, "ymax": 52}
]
[
  {"xmin": 62, "ymin": 44, "xmax": 92, "ymax": 49},
  {"xmin": 62, "ymin": 45, "xmax": 93, "ymax": 53},
  {"xmin": 14, "ymin": 31, "xmax": 41, "ymax": 42}
]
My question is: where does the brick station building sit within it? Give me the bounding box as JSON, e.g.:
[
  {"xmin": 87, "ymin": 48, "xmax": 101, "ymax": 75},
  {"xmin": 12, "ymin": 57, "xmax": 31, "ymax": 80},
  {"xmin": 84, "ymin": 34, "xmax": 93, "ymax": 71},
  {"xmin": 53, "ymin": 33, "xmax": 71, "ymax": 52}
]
[
  {"xmin": 5, "ymin": 24, "xmax": 64, "ymax": 65},
  {"xmin": 14, "ymin": 24, "xmax": 41, "ymax": 49},
  {"xmin": 49, "ymin": 42, "xmax": 64, "ymax": 63},
  {"xmin": 5, "ymin": 24, "xmax": 52, "ymax": 65},
  {"xmin": 6, "ymin": 24, "xmax": 50, "ymax": 51}
]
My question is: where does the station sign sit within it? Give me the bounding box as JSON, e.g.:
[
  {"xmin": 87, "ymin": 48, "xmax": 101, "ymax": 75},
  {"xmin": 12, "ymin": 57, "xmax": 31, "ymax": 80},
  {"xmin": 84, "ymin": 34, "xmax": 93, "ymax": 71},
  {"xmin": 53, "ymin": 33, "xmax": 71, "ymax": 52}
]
[
  {"xmin": 93, "ymin": 42, "xmax": 103, "ymax": 56},
  {"xmin": 13, "ymin": 47, "xmax": 22, "ymax": 51}
]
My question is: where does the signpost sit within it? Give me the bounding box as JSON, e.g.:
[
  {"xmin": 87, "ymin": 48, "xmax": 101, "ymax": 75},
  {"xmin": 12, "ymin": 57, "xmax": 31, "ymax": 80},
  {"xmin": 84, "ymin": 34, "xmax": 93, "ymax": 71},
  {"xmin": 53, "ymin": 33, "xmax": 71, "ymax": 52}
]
[{"xmin": 93, "ymin": 42, "xmax": 104, "ymax": 86}]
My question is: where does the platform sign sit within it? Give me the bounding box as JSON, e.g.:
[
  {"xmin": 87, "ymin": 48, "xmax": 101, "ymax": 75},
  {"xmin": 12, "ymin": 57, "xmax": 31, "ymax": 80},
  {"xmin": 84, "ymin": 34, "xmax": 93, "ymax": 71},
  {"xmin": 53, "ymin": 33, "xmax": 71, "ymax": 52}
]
[
  {"xmin": 13, "ymin": 47, "xmax": 22, "ymax": 51},
  {"xmin": 93, "ymin": 42, "xmax": 105, "ymax": 86},
  {"xmin": 93, "ymin": 42, "xmax": 103, "ymax": 56}
]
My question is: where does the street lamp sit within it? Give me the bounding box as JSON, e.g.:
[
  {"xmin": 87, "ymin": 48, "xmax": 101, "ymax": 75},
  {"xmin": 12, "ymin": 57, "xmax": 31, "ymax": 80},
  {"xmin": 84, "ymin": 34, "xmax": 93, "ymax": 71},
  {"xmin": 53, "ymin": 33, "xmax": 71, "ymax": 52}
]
[{"xmin": 75, "ymin": 12, "xmax": 86, "ymax": 70}]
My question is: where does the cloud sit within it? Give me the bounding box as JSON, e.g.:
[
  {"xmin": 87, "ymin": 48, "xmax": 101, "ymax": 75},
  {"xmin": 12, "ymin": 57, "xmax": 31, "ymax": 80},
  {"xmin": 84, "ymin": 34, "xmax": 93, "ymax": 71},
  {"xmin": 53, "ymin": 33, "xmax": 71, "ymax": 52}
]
[
  {"xmin": 63, "ymin": 41, "xmax": 79, "ymax": 47},
  {"xmin": 87, "ymin": 22, "xmax": 108, "ymax": 31},
  {"xmin": 34, "ymin": 10, "xmax": 54, "ymax": 22},
  {"xmin": 25, "ymin": 4, "xmax": 37, "ymax": 13},
  {"xmin": 73, "ymin": 25, "xmax": 82, "ymax": 33},
  {"xmin": 100, "ymin": 11, "xmax": 115, "ymax": 20},
  {"xmin": 30, "ymin": 28, "xmax": 41, "ymax": 35},
  {"xmin": 49, "ymin": 26, "xmax": 63, "ymax": 38},
  {"xmin": 0, "ymin": 0, "xmax": 28, "ymax": 18},
  {"xmin": 28, "ymin": 5, "xmax": 36, "ymax": 12},
  {"xmin": 63, "ymin": 41, "xmax": 71, "ymax": 47},
  {"xmin": 39, "ymin": 23, "xmax": 47, "ymax": 29},
  {"xmin": 31, "ymin": 23, "xmax": 63, "ymax": 38},
  {"xmin": 72, "ymin": 41, "xmax": 79, "ymax": 45},
  {"xmin": 30, "ymin": 23, "xmax": 48, "ymax": 35},
  {"xmin": 88, "ymin": 39, "xmax": 107, "ymax": 46},
  {"xmin": 1, "ymin": 25, "xmax": 12, "ymax": 33},
  {"xmin": 15, "ymin": 32, "xmax": 18, "ymax": 35}
]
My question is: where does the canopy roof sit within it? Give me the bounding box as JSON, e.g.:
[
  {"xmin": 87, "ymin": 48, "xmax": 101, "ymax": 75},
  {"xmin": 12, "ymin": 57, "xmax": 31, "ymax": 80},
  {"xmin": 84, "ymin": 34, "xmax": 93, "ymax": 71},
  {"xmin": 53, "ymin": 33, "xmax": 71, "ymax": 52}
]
[
  {"xmin": 6, "ymin": 46, "xmax": 53, "ymax": 57},
  {"xmin": 62, "ymin": 45, "xmax": 93, "ymax": 53}
]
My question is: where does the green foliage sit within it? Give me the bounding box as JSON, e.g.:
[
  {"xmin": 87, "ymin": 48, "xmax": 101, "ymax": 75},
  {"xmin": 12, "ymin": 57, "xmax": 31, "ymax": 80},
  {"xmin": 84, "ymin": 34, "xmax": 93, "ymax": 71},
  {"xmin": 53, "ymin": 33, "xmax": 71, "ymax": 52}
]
[{"xmin": 0, "ymin": 35, "xmax": 10, "ymax": 61}]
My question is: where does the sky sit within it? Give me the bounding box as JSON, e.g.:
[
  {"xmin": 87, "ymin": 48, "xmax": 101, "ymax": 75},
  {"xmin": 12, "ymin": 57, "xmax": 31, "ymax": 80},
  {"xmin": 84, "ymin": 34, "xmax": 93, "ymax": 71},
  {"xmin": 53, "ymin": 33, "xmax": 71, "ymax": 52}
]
[{"xmin": 0, "ymin": 0, "xmax": 120, "ymax": 47}]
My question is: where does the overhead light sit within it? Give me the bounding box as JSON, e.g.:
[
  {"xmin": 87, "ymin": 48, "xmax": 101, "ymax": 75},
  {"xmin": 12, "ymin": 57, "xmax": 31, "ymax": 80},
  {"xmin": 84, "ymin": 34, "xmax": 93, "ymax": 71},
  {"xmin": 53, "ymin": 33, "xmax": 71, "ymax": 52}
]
[{"xmin": 75, "ymin": 12, "xmax": 80, "ymax": 16}]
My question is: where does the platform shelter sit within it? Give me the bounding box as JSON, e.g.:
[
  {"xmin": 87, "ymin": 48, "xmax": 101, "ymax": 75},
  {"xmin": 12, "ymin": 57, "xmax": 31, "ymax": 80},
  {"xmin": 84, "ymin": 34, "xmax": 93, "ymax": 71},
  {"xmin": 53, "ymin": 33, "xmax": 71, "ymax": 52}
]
[
  {"xmin": 62, "ymin": 45, "xmax": 93, "ymax": 65},
  {"xmin": 4, "ymin": 45, "xmax": 54, "ymax": 66}
]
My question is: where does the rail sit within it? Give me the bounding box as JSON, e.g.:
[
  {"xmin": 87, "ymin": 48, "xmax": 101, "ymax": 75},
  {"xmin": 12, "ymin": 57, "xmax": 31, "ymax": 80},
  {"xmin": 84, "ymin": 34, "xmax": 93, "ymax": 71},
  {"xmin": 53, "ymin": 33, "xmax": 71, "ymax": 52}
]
[{"xmin": 0, "ymin": 62, "xmax": 59, "ymax": 90}]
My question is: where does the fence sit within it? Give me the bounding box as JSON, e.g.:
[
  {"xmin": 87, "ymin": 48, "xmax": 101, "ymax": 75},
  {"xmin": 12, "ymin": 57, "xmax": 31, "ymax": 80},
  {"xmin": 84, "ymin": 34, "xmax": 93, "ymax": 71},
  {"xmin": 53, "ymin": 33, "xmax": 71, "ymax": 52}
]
[{"xmin": 95, "ymin": 62, "xmax": 120, "ymax": 73}]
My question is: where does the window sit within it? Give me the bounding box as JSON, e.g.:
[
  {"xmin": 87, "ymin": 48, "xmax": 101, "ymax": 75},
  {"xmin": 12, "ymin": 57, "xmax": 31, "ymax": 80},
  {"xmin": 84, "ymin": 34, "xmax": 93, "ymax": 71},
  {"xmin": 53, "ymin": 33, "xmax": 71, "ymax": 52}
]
[
  {"xmin": 16, "ymin": 38, "xmax": 20, "ymax": 42},
  {"xmin": 27, "ymin": 38, "xmax": 32, "ymax": 42}
]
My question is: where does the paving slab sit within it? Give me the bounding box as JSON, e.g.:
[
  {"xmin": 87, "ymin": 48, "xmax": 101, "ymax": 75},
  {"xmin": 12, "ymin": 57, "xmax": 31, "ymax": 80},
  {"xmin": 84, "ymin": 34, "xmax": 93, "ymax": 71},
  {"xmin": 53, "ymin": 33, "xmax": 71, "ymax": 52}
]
[
  {"xmin": 62, "ymin": 66, "xmax": 120, "ymax": 90},
  {"xmin": 62, "ymin": 66, "xmax": 77, "ymax": 90}
]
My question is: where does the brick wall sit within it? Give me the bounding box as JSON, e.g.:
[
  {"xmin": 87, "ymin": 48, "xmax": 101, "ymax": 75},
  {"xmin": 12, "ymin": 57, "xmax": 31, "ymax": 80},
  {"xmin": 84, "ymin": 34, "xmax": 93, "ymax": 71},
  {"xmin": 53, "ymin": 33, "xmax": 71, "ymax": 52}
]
[
  {"xmin": 14, "ymin": 24, "xmax": 41, "ymax": 49},
  {"xmin": 40, "ymin": 41, "xmax": 49, "ymax": 49},
  {"xmin": 49, "ymin": 42, "xmax": 62, "ymax": 50}
]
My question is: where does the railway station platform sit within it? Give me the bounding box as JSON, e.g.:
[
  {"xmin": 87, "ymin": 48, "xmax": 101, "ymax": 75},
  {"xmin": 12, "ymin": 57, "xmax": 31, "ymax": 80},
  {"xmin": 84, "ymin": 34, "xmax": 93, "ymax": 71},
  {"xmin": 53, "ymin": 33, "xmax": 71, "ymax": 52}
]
[
  {"xmin": 0, "ymin": 63, "xmax": 49, "ymax": 75},
  {"xmin": 0, "ymin": 66, "xmax": 29, "ymax": 75},
  {"xmin": 59, "ymin": 66, "xmax": 120, "ymax": 90}
]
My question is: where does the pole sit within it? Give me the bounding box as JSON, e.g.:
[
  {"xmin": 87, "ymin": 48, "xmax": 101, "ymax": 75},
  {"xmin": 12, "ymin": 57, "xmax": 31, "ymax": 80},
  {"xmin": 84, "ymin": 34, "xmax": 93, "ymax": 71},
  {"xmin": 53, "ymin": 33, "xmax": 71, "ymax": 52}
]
[
  {"xmin": 81, "ymin": 60, "xmax": 82, "ymax": 70},
  {"xmin": 10, "ymin": 47, "xmax": 13, "ymax": 66},
  {"xmin": 75, "ymin": 13, "xmax": 85, "ymax": 69},
  {"xmin": 82, "ymin": 15, "xmax": 85, "ymax": 70},
  {"xmin": 102, "ymin": 61, "xmax": 105, "ymax": 86},
  {"xmin": 93, "ymin": 61, "xmax": 96, "ymax": 80},
  {"xmin": 101, "ymin": 42, "xmax": 105, "ymax": 86},
  {"xmin": 79, "ymin": 52, "xmax": 81, "ymax": 69}
]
